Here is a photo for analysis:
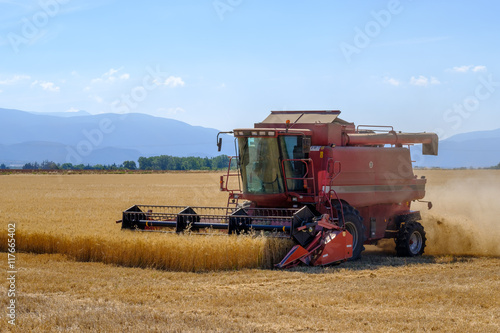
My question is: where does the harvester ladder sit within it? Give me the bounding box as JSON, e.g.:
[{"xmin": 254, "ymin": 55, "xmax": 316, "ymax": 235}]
[{"xmin": 220, "ymin": 156, "xmax": 242, "ymax": 208}]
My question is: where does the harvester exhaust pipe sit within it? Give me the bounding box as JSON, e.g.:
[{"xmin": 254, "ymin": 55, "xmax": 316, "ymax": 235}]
[{"xmin": 345, "ymin": 132, "xmax": 438, "ymax": 155}]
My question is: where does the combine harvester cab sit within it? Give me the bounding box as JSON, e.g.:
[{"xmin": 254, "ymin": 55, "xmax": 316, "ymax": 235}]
[{"xmin": 119, "ymin": 110, "xmax": 438, "ymax": 267}]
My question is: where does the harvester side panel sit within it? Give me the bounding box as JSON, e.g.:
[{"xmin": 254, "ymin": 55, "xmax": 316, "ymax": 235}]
[
  {"xmin": 326, "ymin": 146, "xmax": 425, "ymax": 208},
  {"xmin": 305, "ymin": 145, "xmax": 427, "ymax": 243}
]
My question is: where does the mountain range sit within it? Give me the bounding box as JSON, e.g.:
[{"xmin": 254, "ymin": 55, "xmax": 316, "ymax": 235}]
[
  {"xmin": 0, "ymin": 108, "xmax": 235, "ymax": 166},
  {"xmin": 413, "ymin": 127, "xmax": 500, "ymax": 168},
  {"xmin": 0, "ymin": 108, "xmax": 499, "ymax": 168}
]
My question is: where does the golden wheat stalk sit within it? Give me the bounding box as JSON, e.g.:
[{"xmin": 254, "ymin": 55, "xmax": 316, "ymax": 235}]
[{"xmin": 0, "ymin": 230, "xmax": 294, "ymax": 271}]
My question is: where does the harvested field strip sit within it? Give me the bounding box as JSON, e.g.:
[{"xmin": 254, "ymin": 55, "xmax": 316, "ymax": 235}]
[{"xmin": 0, "ymin": 230, "xmax": 294, "ymax": 271}]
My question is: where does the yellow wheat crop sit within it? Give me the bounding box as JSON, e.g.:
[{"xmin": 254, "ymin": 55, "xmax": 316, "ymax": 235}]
[
  {"xmin": 1, "ymin": 170, "xmax": 498, "ymax": 272},
  {"xmin": 0, "ymin": 173, "xmax": 294, "ymax": 271},
  {"xmin": 0, "ymin": 230, "xmax": 293, "ymax": 271},
  {"xmin": 0, "ymin": 231, "xmax": 292, "ymax": 272}
]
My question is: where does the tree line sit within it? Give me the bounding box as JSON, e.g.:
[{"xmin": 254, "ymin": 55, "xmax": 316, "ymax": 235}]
[
  {"xmin": 137, "ymin": 155, "xmax": 232, "ymax": 170},
  {"xmin": 3, "ymin": 159, "xmax": 499, "ymax": 171},
  {"xmin": 6, "ymin": 155, "xmax": 233, "ymax": 171}
]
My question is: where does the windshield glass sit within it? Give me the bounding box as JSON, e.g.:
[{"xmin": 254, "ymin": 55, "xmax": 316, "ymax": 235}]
[{"xmin": 238, "ymin": 137, "xmax": 284, "ymax": 194}]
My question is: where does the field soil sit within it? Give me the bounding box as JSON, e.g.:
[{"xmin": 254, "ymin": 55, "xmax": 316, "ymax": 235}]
[{"xmin": 1, "ymin": 170, "xmax": 499, "ymax": 332}]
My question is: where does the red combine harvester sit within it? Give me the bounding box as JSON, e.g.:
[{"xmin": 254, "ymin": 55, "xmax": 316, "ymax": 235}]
[{"xmin": 118, "ymin": 110, "xmax": 438, "ymax": 268}]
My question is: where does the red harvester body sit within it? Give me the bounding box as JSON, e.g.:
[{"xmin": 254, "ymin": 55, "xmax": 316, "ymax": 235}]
[{"xmin": 119, "ymin": 110, "xmax": 438, "ymax": 267}]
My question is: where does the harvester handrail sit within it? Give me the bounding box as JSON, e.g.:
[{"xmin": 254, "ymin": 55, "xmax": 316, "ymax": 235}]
[
  {"xmin": 356, "ymin": 124, "xmax": 394, "ymax": 132},
  {"xmin": 220, "ymin": 156, "xmax": 242, "ymax": 193},
  {"xmin": 281, "ymin": 158, "xmax": 316, "ymax": 196}
]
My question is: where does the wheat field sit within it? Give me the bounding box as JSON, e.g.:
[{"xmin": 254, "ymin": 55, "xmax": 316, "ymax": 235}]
[
  {"xmin": 0, "ymin": 170, "xmax": 499, "ymax": 332},
  {"xmin": 0, "ymin": 172, "xmax": 293, "ymax": 271}
]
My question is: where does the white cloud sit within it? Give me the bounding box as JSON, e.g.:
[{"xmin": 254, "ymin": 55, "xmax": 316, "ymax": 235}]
[
  {"xmin": 31, "ymin": 80, "xmax": 60, "ymax": 92},
  {"xmin": 409, "ymin": 75, "xmax": 440, "ymax": 87},
  {"xmin": 40, "ymin": 81, "xmax": 60, "ymax": 92},
  {"xmin": 451, "ymin": 65, "xmax": 487, "ymax": 73},
  {"xmin": 161, "ymin": 76, "xmax": 185, "ymax": 88},
  {"xmin": 430, "ymin": 76, "xmax": 441, "ymax": 85},
  {"xmin": 168, "ymin": 107, "xmax": 185, "ymax": 114},
  {"xmin": 451, "ymin": 65, "xmax": 471, "ymax": 73},
  {"xmin": 66, "ymin": 107, "xmax": 79, "ymax": 112},
  {"xmin": 472, "ymin": 65, "xmax": 487, "ymax": 72},
  {"xmin": 104, "ymin": 68, "xmax": 120, "ymax": 77},
  {"xmin": 410, "ymin": 75, "xmax": 428, "ymax": 86},
  {"xmin": 383, "ymin": 76, "xmax": 401, "ymax": 86},
  {"xmin": 0, "ymin": 74, "xmax": 31, "ymax": 85},
  {"xmin": 90, "ymin": 67, "xmax": 129, "ymax": 84}
]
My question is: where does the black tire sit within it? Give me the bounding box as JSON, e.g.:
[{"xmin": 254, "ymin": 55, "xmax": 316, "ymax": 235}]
[
  {"xmin": 395, "ymin": 221, "xmax": 426, "ymax": 257},
  {"xmin": 333, "ymin": 203, "xmax": 366, "ymax": 260}
]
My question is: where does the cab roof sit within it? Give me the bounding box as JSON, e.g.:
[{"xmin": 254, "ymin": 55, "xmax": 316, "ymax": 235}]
[{"xmin": 259, "ymin": 110, "xmax": 351, "ymax": 125}]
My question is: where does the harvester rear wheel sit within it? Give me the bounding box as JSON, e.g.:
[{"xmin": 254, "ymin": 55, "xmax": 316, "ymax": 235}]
[
  {"xmin": 334, "ymin": 203, "xmax": 365, "ymax": 260},
  {"xmin": 395, "ymin": 221, "xmax": 426, "ymax": 257}
]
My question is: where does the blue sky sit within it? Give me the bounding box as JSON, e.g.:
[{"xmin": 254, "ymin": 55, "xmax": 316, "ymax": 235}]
[{"xmin": 0, "ymin": 0, "xmax": 499, "ymax": 139}]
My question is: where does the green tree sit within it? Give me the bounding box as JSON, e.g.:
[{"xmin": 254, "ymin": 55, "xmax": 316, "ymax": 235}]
[
  {"xmin": 123, "ymin": 161, "xmax": 137, "ymax": 170},
  {"xmin": 137, "ymin": 154, "xmax": 232, "ymax": 171},
  {"xmin": 40, "ymin": 160, "xmax": 59, "ymax": 170},
  {"xmin": 212, "ymin": 155, "xmax": 230, "ymax": 170},
  {"xmin": 138, "ymin": 157, "xmax": 152, "ymax": 170},
  {"xmin": 61, "ymin": 163, "xmax": 73, "ymax": 170},
  {"xmin": 23, "ymin": 162, "xmax": 39, "ymax": 169}
]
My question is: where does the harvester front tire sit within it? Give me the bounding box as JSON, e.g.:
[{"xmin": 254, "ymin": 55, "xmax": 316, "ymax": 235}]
[
  {"xmin": 395, "ymin": 221, "xmax": 426, "ymax": 257},
  {"xmin": 334, "ymin": 203, "xmax": 365, "ymax": 261}
]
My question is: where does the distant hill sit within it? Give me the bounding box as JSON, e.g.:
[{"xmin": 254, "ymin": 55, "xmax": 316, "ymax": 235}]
[
  {"xmin": 413, "ymin": 128, "xmax": 500, "ymax": 168},
  {"xmin": 1, "ymin": 108, "xmax": 498, "ymax": 168},
  {"xmin": 0, "ymin": 108, "xmax": 235, "ymax": 165}
]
